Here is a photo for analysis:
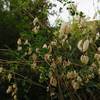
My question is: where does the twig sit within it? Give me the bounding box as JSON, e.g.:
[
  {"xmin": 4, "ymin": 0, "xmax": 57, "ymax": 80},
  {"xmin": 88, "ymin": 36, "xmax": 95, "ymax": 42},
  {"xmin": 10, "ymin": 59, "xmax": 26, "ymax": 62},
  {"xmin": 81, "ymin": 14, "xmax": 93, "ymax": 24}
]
[{"xmin": 4, "ymin": 69, "xmax": 46, "ymax": 89}]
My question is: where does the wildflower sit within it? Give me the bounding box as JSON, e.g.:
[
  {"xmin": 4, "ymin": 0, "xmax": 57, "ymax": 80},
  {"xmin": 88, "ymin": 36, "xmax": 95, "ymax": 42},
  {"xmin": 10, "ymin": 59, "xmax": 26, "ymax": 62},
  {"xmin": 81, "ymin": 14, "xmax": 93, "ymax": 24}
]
[
  {"xmin": 17, "ymin": 38, "xmax": 21, "ymax": 45},
  {"xmin": 80, "ymin": 55, "xmax": 89, "ymax": 64}
]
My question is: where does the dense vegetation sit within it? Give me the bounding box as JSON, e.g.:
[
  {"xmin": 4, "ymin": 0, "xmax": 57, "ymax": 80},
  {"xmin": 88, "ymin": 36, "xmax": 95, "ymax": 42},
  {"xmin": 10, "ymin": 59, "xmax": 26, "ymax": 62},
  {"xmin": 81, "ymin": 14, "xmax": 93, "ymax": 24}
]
[{"xmin": 0, "ymin": 0, "xmax": 100, "ymax": 100}]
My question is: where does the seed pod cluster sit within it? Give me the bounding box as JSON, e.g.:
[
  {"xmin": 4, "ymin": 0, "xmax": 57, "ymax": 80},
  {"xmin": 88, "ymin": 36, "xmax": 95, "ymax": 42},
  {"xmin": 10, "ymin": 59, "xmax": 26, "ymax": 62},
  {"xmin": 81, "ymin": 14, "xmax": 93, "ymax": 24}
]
[{"xmin": 6, "ymin": 84, "xmax": 17, "ymax": 100}]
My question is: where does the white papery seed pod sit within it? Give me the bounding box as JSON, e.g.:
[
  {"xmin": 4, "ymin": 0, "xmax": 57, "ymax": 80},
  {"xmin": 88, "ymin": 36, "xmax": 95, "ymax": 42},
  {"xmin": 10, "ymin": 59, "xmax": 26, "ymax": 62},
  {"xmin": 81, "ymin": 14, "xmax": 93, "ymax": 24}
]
[
  {"xmin": 80, "ymin": 55, "xmax": 89, "ymax": 64},
  {"xmin": 77, "ymin": 39, "xmax": 83, "ymax": 52},
  {"xmin": 42, "ymin": 44, "xmax": 47, "ymax": 48},
  {"xmin": 17, "ymin": 46, "xmax": 22, "ymax": 51},
  {"xmin": 6, "ymin": 86, "xmax": 12, "ymax": 94},
  {"xmin": 24, "ymin": 39, "xmax": 29, "ymax": 45},
  {"xmin": 82, "ymin": 39, "xmax": 89, "ymax": 52},
  {"xmin": 17, "ymin": 38, "xmax": 21, "ymax": 45},
  {"xmin": 33, "ymin": 17, "xmax": 38, "ymax": 25}
]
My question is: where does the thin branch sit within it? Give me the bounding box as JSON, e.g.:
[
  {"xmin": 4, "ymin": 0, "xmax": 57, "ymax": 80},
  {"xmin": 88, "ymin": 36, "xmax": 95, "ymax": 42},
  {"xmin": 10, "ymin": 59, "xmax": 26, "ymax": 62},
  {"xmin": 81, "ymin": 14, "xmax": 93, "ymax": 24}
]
[{"xmin": 4, "ymin": 69, "xmax": 46, "ymax": 89}]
